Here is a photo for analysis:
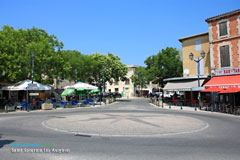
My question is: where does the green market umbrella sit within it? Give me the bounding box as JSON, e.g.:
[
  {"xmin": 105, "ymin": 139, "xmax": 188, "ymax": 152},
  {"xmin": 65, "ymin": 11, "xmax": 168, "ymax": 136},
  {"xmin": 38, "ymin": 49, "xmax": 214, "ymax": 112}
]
[
  {"xmin": 76, "ymin": 88, "xmax": 87, "ymax": 96},
  {"xmin": 89, "ymin": 89, "xmax": 100, "ymax": 95},
  {"xmin": 61, "ymin": 89, "xmax": 76, "ymax": 96},
  {"xmin": 76, "ymin": 88, "xmax": 85, "ymax": 91}
]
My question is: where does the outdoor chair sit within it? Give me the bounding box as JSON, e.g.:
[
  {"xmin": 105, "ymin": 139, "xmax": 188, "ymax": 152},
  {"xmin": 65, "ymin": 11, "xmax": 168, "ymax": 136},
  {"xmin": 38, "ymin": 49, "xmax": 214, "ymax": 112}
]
[
  {"xmin": 71, "ymin": 100, "xmax": 79, "ymax": 106},
  {"xmin": 173, "ymin": 99, "xmax": 177, "ymax": 105},
  {"xmin": 15, "ymin": 102, "xmax": 23, "ymax": 110},
  {"xmin": 20, "ymin": 102, "xmax": 28, "ymax": 110},
  {"xmin": 60, "ymin": 101, "xmax": 67, "ymax": 107}
]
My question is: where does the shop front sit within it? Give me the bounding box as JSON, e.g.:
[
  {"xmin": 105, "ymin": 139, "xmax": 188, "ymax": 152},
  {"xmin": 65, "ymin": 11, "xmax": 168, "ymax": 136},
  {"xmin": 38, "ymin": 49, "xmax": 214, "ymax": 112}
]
[
  {"xmin": 203, "ymin": 75, "xmax": 240, "ymax": 114},
  {"xmin": 163, "ymin": 76, "xmax": 208, "ymax": 106}
]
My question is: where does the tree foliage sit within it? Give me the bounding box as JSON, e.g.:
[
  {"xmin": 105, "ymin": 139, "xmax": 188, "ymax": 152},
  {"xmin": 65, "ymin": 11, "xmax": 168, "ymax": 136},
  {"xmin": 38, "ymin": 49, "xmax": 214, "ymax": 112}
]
[
  {"xmin": 131, "ymin": 66, "xmax": 149, "ymax": 95},
  {"xmin": 144, "ymin": 47, "xmax": 183, "ymax": 87},
  {"xmin": 0, "ymin": 25, "xmax": 66, "ymax": 84},
  {"xmin": 89, "ymin": 53, "xmax": 128, "ymax": 90},
  {"xmin": 0, "ymin": 25, "xmax": 127, "ymax": 90}
]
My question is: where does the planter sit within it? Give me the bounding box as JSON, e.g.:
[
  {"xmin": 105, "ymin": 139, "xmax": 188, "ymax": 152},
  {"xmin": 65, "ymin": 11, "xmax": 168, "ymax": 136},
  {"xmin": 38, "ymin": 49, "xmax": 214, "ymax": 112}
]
[
  {"xmin": 41, "ymin": 103, "xmax": 53, "ymax": 110},
  {"xmin": 5, "ymin": 105, "xmax": 15, "ymax": 112}
]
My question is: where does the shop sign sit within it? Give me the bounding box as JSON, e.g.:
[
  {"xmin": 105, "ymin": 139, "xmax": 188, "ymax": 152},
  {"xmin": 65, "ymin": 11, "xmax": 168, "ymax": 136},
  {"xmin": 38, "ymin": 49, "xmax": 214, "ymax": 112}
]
[
  {"xmin": 216, "ymin": 67, "xmax": 240, "ymax": 76},
  {"xmin": 207, "ymin": 85, "xmax": 240, "ymax": 89},
  {"xmin": 29, "ymin": 93, "xmax": 39, "ymax": 96}
]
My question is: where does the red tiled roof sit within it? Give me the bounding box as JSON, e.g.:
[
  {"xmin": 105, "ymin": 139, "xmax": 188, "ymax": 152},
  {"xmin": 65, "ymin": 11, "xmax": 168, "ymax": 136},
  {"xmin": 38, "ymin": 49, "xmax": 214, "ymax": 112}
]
[{"xmin": 205, "ymin": 9, "xmax": 240, "ymax": 22}]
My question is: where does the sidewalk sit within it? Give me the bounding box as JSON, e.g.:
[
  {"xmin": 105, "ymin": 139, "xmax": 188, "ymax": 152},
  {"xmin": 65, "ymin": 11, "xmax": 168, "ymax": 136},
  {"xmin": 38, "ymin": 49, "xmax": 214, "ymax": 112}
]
[
  {"xmin": 0, "ymin": 101, "xmax": 118, "ymax": 114},
  {"xmin": 149, "ymin": 102, "xmax": 201, "ymax": 112},
  {"xmin": 149, "ymin": 100, "xmax": 240, "ymax": 118}
]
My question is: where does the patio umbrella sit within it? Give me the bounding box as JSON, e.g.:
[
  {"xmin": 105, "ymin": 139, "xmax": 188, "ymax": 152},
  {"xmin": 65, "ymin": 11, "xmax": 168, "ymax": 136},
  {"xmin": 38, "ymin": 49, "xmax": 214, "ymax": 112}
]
[
  {"xmin": 1, "ymin": 79, "xmax": 51, "ymax": 90},
  {"xmin": 76, "ymin": 88, "xmax": 85, "ymax": 91},
  {"xmin": 61, "ymin": 89, "xmax": 76, "ymax": 96},
  {"xmin": 70, "ymin": 82, "xmax": 98, "ymax": 90},
  {"xmin": 76, "ymin": 88, "xmax": 87, "ymax": 96},
  {"xmin": 89, "ymin": 89, "xmax": 100, "ymax": 95}
]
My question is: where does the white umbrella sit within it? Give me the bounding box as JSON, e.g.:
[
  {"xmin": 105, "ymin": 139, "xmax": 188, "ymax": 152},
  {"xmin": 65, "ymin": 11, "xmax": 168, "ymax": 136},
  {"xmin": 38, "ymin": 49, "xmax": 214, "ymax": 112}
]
[
  {"xmin": 70, "ymin": 82, "xmax": 98, "ymax": 90},
  {"xmin": 63, "ymin": 85, "xmax": 70, "ymax": 89},
  {"xmin": 2, "ymin": 79, "xmax": 51, "ymax": 91}
]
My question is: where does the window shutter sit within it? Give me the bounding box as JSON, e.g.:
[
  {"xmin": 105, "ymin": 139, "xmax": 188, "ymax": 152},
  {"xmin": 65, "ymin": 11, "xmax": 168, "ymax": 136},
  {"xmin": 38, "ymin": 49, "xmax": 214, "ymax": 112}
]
[
  {"xmin": 219, "ymin": 22, "xmax": 228, "ymax": 36},
  {"xmin": 224, "ymin": 45, "xmax": 230, "ymax": 67},
  {"xmin": 220, "ymin": 46, "xmax": 225, "ymax": 67},
  {"xmin": 220, "ymin": 45, "xmax": 230, "ymax": 67}
]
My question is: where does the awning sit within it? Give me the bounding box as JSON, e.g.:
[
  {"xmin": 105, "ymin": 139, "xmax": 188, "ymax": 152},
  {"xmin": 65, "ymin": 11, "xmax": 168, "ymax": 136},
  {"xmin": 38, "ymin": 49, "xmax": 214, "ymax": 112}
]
[
  {"xmin": 219, "ymin": 87, "xmax": 240, "ymax": 94},
  {"xmin": 201, "ymin": 87, "xmax": 224, "ymax": 92},
  {"xmin": 204, "ymin": 75, "xmax": 240, "ymax": 88},
  {"xmin": 164, "ymin": 79, "xmax": 205, "ymax": 91}
]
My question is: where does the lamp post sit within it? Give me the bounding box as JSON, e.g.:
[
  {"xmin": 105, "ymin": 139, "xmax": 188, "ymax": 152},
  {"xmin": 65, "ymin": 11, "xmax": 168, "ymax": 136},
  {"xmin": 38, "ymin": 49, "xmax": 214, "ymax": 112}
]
[
  {"xmin": 28, "ymin": 52, "xmax": 35, "ymax": 112},
  {"xmin": 189, "ymin": 50, "xmax": 205, "ymax": 111},
  {"xmin": 102, "ymin": 65, "xmax": 106, "ymax": 104},
  {"xmin": 31, "ymin": 52, "xmax": 34, "ymax": 84}
]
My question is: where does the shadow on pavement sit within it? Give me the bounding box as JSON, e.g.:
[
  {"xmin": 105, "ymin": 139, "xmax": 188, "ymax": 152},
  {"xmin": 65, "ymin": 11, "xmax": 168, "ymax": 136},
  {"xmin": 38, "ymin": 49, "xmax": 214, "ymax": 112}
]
[{"xmin": 0, "ymin": 134, "xmax": 15, "ymax": 148}]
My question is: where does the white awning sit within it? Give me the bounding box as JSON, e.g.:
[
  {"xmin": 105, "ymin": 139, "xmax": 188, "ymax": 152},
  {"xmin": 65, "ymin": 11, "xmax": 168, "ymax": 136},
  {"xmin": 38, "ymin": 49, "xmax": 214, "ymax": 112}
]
[{"xmin": 164, "ymin": 79, "xmax": 205, "ymax": 91}]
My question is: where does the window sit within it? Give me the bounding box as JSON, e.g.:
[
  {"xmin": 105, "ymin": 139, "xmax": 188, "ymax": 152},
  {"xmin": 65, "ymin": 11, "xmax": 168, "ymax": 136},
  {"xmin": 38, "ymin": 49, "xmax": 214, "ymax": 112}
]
[
  {"xmin": 125, "ymin": 79, "xmax": 130, "ymax": 85},
  {"xmin": 220, "ymin": 45, "xmax": 230, "ymax": 67},
  {"xmin": 195, "ymin": 40, "xmax": 201, "ymax": 51},
  {"xmin": 115, "ymin": 88, "xmax": 119, "ymax": 92},
  {"xmin": 219, "ymin": 21, "xmax": 228, "ymax": 36}
]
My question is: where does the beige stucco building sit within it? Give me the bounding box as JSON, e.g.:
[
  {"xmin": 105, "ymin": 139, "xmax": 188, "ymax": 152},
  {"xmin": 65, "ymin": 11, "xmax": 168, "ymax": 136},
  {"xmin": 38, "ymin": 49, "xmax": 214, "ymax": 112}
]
[
  {"xmin": 106, "ymin": 65, "xmax": 138, "ymax": 97},
  {"xmin": 179, "ymin": 32, "xmax": 211, "ymax": 77}
]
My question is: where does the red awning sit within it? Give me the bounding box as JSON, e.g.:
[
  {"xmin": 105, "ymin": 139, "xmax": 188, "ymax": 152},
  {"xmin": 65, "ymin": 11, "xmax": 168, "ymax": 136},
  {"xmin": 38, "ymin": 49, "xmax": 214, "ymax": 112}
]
[
  {"xmin": 201, "ymin": 87, "xmax": 224, "ymax": 92},
  {"xmin": 219, "ymin": 87, "xmax": 240, "ymax": 93},
  {"xmin": 204, "ymin": 75, "xmax": 240, "ymax": 88}
]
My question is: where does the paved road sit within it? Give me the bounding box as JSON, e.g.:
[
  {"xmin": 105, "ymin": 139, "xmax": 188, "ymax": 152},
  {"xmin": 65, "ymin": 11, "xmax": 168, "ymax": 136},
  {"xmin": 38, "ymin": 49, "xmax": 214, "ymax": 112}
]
[{"xmin": 0, "ymin": 99, "xmax": 240, "ymax": 160}]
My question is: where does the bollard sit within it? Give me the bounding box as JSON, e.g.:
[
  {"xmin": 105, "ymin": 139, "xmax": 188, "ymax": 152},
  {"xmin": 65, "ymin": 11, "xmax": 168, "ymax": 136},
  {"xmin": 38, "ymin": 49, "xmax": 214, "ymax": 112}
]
[
  {"xmin": 195, "ymin": 104, "xmax": 197, "ymax": 111},
  {"xmin": 162, "ymin": 100, "xmax": 164, "ymax": 108},
  {"xmin": 169, "ymin": 103, "xmax": 171, "ymax": 109},
  {"xmin": 5, "ymin": 106, "xmax": 8, "ymax": 113},
  {"xmin": 180, "ymin": 103, "xmax": 183, "ymax": 110}
]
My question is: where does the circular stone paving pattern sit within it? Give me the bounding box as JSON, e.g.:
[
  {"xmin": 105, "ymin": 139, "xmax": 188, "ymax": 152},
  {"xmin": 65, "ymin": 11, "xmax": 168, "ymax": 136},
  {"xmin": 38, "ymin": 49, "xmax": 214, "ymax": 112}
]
[{"xmin": 43, "ymin": 113, "xmax": 208, "ymax": 137}]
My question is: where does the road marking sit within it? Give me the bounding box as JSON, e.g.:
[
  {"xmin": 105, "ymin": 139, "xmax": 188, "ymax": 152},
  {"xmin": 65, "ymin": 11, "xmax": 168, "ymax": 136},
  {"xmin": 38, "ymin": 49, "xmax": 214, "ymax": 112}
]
[{"xmin": 42, "ymin": 119, "xmax": 209, "ymax": 138}]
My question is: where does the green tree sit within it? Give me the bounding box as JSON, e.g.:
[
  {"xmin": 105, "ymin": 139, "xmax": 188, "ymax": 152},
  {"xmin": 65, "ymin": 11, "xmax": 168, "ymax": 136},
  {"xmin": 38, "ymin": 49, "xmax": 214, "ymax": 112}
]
[
  {"xmin": 0, "ymin": 25, "xmax": 66, "ymax": 84},
  {"xmin": 144, "ymin": 47, "xmax": 183, "ymax": 87},
  {"xmin": 90, "ymin": 53, "xmax": 128, "ymax": 91},
  {"xmin": 131, "ymin": 66, "xmax": 148, "ymax": 96}
]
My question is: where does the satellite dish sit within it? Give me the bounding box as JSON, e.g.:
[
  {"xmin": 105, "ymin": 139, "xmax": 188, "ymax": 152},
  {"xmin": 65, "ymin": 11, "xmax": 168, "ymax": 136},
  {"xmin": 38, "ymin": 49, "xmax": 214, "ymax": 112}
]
[{"xmin": 184, "ymin": 69, "xmax": 189, "ymax": 75}]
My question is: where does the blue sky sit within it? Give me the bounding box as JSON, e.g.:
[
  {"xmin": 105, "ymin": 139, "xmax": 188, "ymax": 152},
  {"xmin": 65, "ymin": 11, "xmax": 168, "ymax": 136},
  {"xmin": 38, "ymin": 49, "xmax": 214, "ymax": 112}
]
[{"xmin": 0, "ymin": 0, "xmax": 239, "ymax": 66}]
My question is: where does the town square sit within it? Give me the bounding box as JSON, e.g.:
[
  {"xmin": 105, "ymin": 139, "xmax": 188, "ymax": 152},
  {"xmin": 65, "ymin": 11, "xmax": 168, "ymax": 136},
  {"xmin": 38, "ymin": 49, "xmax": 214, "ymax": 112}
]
[{"xmin": 0, "ymin": 1, "xmax": 240, "ymax": 160}]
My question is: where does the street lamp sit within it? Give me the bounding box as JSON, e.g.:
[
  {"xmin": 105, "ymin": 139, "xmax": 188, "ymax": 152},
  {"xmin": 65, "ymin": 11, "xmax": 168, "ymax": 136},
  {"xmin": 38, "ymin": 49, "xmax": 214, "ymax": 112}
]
[
  {"xmin": 31, "ymin": 52, "xmax": 34, "ymax": 84},
  {"xmin": 189, "ymin": 51, "xmax": 205, "ymax": 87},
  {"xmin": 189, "ymin": 51, "xmax": 205, "ymax": 111}
]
